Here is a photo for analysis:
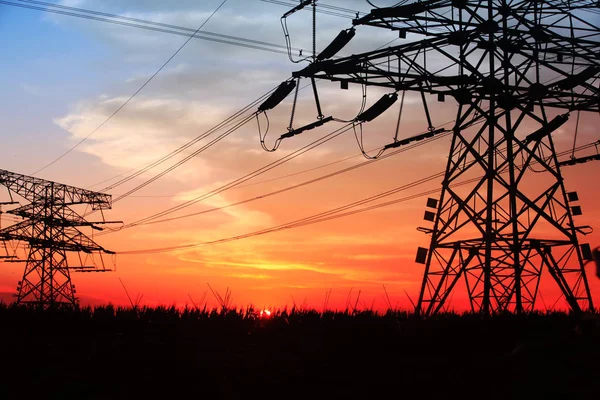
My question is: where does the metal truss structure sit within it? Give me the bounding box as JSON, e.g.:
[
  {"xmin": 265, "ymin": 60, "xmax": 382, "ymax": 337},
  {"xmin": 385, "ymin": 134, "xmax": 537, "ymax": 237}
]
[
  {"xmin": 0, "ymin": 169, "xmax": 115, "ymax": 308},
  {"xmin": 266, "ymin": 0, "xmax": 600, "ymax": 314}
]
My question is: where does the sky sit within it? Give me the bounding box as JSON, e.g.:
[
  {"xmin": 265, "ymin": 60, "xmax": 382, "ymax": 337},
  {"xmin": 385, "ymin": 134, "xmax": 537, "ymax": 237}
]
[{"xmin": 0, "ymin": 0, "xmax": 599, "ymax": 311}]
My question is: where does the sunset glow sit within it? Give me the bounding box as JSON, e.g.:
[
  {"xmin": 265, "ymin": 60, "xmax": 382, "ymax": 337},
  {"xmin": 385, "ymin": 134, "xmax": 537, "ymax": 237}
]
[{"xmin": 1, "ymin": 0, "xmax": 599, "ymax": 313}]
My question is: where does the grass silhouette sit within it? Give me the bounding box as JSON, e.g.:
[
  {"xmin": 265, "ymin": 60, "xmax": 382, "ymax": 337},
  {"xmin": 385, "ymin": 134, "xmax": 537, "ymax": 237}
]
[{"xmin": 0, "ymin": 303, "xmax": 599, "ymax": 399}]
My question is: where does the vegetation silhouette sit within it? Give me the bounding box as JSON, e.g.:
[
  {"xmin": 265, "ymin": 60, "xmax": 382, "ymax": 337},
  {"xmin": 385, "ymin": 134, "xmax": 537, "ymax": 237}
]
[{"xmin": 0, "ymin": 303, "xmax": 599, "ymax": 399}]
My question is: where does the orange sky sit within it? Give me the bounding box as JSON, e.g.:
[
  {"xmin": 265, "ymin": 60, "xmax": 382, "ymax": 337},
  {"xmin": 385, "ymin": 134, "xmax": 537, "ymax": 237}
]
[
  {"xmin": 3, "ymin": 107, "xmax": 599, "ymax": 312},
  {"xmin": 1, "ymin": 1, "xmax": 599, "ymax": 312}
]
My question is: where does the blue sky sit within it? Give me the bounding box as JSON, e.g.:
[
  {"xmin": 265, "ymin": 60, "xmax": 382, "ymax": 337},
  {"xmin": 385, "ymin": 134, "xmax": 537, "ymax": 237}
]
[
  {"xmin": 2, "ymin": 1, "xmax": 599, "ymax": 308},
  {"xmin": 0, "ymin": 0, "xmax": 391, "ymax": 182}
]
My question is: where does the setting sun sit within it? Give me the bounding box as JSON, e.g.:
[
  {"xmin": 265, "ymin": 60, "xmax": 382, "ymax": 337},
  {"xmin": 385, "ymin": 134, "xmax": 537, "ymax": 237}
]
[
  {"xmin": 1, "ymin": 0, "xmax": 600, "ymax": 399},
  {"xmin": 0, "ymin": 0, "xmax": 598, "ymax": 315}
]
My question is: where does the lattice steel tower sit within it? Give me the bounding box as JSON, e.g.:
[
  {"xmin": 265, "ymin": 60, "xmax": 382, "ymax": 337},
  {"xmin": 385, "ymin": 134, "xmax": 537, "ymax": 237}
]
[
  {"xmin": 264, "ymin": 0, "xmax": 600, "ymax": 314},
  {"xmin": 0, "ymin": 169, "xmax": 115, "ymax": 308}
]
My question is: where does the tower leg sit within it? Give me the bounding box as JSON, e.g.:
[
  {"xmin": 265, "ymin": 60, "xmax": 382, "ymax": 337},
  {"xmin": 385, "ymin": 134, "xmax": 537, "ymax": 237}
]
[
  {"xmin": 417, "ymin": 105, "xmax": 593, "ymax": 315},
  {"xmin": 17, "ymin": 246, "xmax": 76, "ymax": 308}
]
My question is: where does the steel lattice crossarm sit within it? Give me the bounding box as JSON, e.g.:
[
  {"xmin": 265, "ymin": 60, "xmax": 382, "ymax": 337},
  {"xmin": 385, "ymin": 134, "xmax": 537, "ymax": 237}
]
[
  {"xmin": 272, "ymin": 0, "xmax": 600, "ymax": 314},
  {"xmin": 0, "ymin": 220, "xmax": 109, "ymax": 254},
  {"xmin": 0, "ymin": 168, "xmax": 116, "ymax": 308},
  {"xmin": 6, "ymin": 202, "xmax": 99, "ymax": 228},
  {"xmin": 0, "ymin": 169, "xmax": 111, "ymax": 210},
  {"xmin": 353, "ymin": 0, "xmax": 600, "ymax": 36},
  {"xmin": 294, "ymin": 1, "xmax": 600, "ymax": 112}
]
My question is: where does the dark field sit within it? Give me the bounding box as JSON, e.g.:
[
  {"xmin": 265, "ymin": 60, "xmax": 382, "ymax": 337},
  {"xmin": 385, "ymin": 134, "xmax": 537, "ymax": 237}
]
[{"xmin": 1, "ymin": 304, "xmax": 600, "ymax": 399}]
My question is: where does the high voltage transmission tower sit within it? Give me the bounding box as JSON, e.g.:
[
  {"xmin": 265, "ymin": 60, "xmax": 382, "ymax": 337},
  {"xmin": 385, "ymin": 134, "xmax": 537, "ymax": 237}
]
[
  {"xmin": 258, "ymin": 0, "xmax": 600, "ymax": 314},
  {"xmin": 0, "ymin": 169, "xmax": 116, "ymax": 308}
]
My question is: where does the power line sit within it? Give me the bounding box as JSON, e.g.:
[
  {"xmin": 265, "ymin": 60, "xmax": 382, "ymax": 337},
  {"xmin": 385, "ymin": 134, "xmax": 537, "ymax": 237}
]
[
  {"xmin": 109, "ymin": 149, "xmax": 364, "ymax": 196},
  {"xmin": 20, "ymin": 0, "xmax": 293, "ymax": 49},
  {"xmin": 116, "ymin": 177, "xmax": 458, "ymax": 255},
  {"xmin": 95, "ymin": 79, "xmax": 316, "ymax": 198},
  {"xmin": 102, "ymin": 79, "xmax": 308, "ymax": 202},
  {"xmin": 116, "ymin": 139, "xmax": 596, "ymax": 255},
  {"xmin": 103, "ymin": 107, "xmax": 256, "ymax": 192},
  {"xmin": 28, "ymin": 0, "xmax": 228, "ymax": 174},
  {"xmin": 107, "ymin": 126, "xmax": 448, "ymax": 198},
  {"xmin": 0, "ymin": 1, "xmax": 296, "ymax": 55},
  {"xmin": 102, "ymin": 76, "xmax": 346, "ymax": 207},
  {"xmin": 91, "ymin": 79, "xmax": 314, "ymax": 205},
  {"xmin": 107, "ymin": 131, "xmax": 597, "ymax": 244},
  {"xmin": 93, "ymin": 71, "xmax": 384, "ymax": 199},
  {"xmin": 101, "ymin": 129, "xmax": 453, "ymax": 233},
  {"xmin": 108, "ymin": 122, "xmax": 355, "ymax": 229},
  {"xmin": 102, "ymin": 99, "xmax": 496, "ymax": 229},
  {"xmin": 2, "ymin": 0, "xmax": 389, "ymax": 185},
  {"xmin": 85, "ymin": 85, "xmax": 277, "ymax": 192},
  {"xmin": 2, "ymin": 0, "xmax": 386, "ymax": 61},
  {"xmin": 116, "ymin": 131, "xmax": 595, "ymax": 228},
  {"xmin": 22, "ymin": 0, "xmax": 577, "ymax": 238},
  {"xmin": 111, "ymin": 113, "xmax": 256, "ymax": 203},
  {"xmin": 100, "ymin": 76, "xmax": 582, "ymax": 229},
  {"xmin": 108, "ymin": 95, "xmax": 479, "ymax": 228},
  {"xmin": 231, "ymin": 150, "xmax": 373, "ymax": 189}
]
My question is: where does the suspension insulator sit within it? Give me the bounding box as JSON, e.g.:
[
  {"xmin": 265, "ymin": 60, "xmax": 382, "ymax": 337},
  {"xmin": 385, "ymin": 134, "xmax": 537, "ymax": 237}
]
[
  {"xmin": 258, "ymin": 80, "xmax": 297, "ymax": 112},
  {"xmin": 384, "ymin": 128, "xmax": 447, "ymax": 150},
  {"xmin": 356, "ymin": 93, "xmax": 398, "ymax": 123},
  {"xmin": 279, "ymin": 116, "xmax": 334, "ymax": 139},
  {"xmin": 317, "ymin": 28, "xmax": 356, "ymax": 61},
  {"xmin": 525, "ymin": 114, "xmax": 569, "ymax": 142}
]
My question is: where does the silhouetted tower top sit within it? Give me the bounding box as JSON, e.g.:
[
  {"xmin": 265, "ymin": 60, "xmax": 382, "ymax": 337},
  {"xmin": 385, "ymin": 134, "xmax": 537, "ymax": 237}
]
[
  {"xmin": 260, "ymin": 0, "xmax": 600, "ymax": 314},
  {"xmin": 0, "ymin": 169, "xmax": 115, "ymax": 308}
]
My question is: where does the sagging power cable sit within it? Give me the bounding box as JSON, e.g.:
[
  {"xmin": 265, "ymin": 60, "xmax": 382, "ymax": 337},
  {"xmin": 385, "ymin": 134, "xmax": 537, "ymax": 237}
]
[
  {"xmin": 4, "ymin": 1, "xmax": 294, "ymax": 55},
  {"xmin": 101, "ymin": 87, "xmax": 275, "ymax": 192},
  {"xmin": 105, "ymin": 128, "xmax": 454, "ymax": 230},
  {"xmin": 29, "ymin": 0, "xmax": 228, "ymax": 175},
  {"xmin": 281, "ymin": 0, "xmax": 315, "ymax": 63},
  {"xmin": 111, "ymin": 113, "xmax": 256, "ymax": 203},
  {"xmin": 116, "ymin": 139, "xmax": 596, "ymax": 255},
  {"xmin": 116, "ymin": 172, "xmax": 476, "ymax": 255},
  {"xmin": 107, "ymin": 122, "xmax": 355, "ymax": 230}
]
